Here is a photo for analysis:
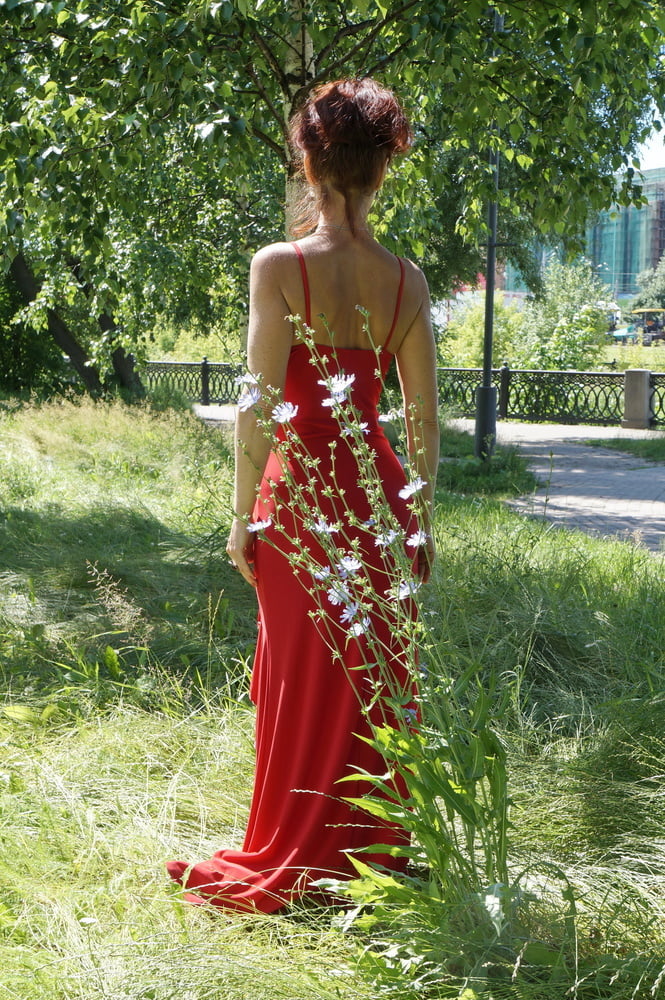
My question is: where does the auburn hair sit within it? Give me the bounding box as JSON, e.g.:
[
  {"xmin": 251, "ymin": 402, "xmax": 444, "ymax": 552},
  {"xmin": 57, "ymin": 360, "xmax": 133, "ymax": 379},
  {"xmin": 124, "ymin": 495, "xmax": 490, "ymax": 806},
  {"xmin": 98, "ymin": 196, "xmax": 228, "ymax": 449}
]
[{"xmin": 289, "ymin": 78, "xmax": 412, "ymax": 236}]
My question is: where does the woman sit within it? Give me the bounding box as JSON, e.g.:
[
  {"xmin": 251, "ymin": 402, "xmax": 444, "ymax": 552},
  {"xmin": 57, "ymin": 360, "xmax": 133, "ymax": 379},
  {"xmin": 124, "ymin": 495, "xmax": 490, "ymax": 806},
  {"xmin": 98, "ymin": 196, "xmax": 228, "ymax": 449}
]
[{"xmin": 167, "ymin": 78, "xmax": 439, "ymax": 913}]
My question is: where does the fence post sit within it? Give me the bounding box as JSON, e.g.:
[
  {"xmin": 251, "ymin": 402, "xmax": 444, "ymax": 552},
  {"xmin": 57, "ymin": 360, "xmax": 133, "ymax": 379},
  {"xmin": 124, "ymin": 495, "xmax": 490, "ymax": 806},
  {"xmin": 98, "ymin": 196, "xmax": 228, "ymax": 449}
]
[
  {"xmin": 201, "ymin": 357, "xmax": 210, "ymax": 405},
  {"xmin": 498, "ymin": 363, "xmax": 510, "ymax": 419},
  {"xmin": 621, "ymin": 369, "xmax": 652, "ymax": 428}
]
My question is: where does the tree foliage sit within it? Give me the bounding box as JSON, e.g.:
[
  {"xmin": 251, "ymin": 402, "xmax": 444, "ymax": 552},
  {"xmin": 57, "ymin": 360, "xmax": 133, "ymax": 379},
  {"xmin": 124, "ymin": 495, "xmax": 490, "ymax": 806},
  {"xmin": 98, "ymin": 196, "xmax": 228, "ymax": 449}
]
[
  {"xmin": 632, "ymin": 255, "xmax": 665, "ymax": 311},
  {"xmin": 0, "ymin": 0, "xmax": 664, "ymax": 389},
  {"xmin": 443, "ymin": 259, "xmax": 613, "ymax": 370},
  {"xmin": 439, "ymin": 295, "xmax": 524, "ymax": 368},
  {"xmin": 0, "ymin": 273, "xmax": 72, "ymax": 394},
  {"xmin": 517, "ymin": 259, "xmax": 613, "ymax": 369}
]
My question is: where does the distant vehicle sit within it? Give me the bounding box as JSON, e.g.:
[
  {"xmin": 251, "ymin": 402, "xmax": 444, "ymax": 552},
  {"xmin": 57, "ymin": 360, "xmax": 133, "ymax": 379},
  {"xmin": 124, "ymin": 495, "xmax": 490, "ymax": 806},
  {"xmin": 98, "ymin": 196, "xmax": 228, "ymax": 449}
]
[
  {"xmin": 611, "ymin": 325, "xmax": 638, "ymax": 344},
  {"xmin": 631, "ymin": 308, "xmax": 665, "ymax": 345}
]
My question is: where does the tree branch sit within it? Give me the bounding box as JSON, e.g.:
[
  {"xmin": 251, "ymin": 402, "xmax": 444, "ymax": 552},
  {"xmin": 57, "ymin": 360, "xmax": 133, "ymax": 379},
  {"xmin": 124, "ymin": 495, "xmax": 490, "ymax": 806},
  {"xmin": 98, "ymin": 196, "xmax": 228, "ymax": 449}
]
[
  {"xmin": 246, "ymin": 22, "xmax": 291, "ymax": 93},
  {"xmin": 320, "ymin": 0, "xmax": 422, "ymax": 80},
  {"xmin": 249, "ymin": 123, "xmax": 289, "ymax": 163},
  {"xmin": 9, "ymin": 252, "xmax": 104, "ymax": 396}
]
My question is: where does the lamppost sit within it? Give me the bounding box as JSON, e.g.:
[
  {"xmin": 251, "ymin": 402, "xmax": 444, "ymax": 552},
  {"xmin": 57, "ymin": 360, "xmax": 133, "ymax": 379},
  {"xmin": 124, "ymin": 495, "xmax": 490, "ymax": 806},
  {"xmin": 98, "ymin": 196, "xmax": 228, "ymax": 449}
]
[{"xmin": 474, "ymin": 8, "xmax": 503, "ymax": 460}]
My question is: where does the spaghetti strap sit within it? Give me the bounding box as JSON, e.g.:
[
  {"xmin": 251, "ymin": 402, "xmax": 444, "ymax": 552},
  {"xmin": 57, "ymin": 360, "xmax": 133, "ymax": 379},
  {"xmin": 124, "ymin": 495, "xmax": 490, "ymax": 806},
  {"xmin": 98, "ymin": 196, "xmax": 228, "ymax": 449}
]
[
  {"xmin": 384, "ymin": 257, "xmax": 405, "ymax": 353},
  {"xmin": 292, "ymin": 243, "xmax": 312, "ymax": 328}
]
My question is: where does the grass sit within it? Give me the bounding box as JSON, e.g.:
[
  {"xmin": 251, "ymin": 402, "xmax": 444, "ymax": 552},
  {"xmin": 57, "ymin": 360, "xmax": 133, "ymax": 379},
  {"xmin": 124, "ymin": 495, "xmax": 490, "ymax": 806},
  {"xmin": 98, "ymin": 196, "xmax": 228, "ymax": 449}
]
[
  {"xmin": 602, "ymin": 342, "xmax": 665, "ymax": 371},
  {"xmin": 1, "ymin": 396, "xmax": 665, "ymax": 998},
  {"xmin": 437, "ymin": 421, "xmax": 537, "ymax": 496},
  {"xmin": 585, "ymin": 435, "xmax": 665, "ymax": 462}
]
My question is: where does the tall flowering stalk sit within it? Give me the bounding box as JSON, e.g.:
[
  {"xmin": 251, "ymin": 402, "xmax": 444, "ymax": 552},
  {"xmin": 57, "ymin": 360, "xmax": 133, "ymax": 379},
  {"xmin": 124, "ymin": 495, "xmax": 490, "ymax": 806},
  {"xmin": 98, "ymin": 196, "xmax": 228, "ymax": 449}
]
[{"xmin": 235, "ymin": 316, "xmax": 512, "ymax": 990}]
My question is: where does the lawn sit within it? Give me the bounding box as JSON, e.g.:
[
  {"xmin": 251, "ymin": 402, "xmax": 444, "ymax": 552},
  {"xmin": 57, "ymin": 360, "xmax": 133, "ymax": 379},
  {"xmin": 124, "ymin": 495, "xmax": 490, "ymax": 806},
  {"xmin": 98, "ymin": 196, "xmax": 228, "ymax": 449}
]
[{"xmin": 1, "ymin": 396, "xmax": 664, "ymax": 999}]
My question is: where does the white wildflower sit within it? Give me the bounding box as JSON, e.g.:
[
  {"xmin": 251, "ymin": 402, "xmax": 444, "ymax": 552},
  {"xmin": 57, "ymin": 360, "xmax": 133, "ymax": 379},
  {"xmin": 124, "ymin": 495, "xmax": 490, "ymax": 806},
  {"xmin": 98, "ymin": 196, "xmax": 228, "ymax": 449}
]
[
  {"xmin": 341, "ymin": 422, "xmax": 369, "ymax": 436},
  {"xmin": 247, "ymin": 516, "xmax": 272, "ymax": 533},
  {"xmin": 349, "ymin": 617, "xmax": 371, "ymax": 636},
  {"xmin": 375, "ymin": 529, "xmax": 400, "ymax": 547},
  {"xmin": 327, "ymin": 584, "xmax": 351, "ymax": 607},
  {"xmin": 399, "ymin": 476, "xmax": 426, "ymax": 499},
  {"xmin": 313, "ymin": 566, "xmax": 331, "ymax": 582},
  {"xmin": 318, "ymin": 372, "xmax": 355, "ymax": 397},
  {"xmin": 339, "ymin": 602, "xmax": 360, "ymax": 623},
  {"xmin": 237, "ymin": 384, "xmax": 261, "ymax": 411},
  {"xmin": 272, "ymin": 401, "xmax": 298, "ymax": 423},
  {"xmin": 311, "ymin": 517, "xmax": 339, "ymax": 535},
  {"xmin": 407, "ymin": 529, "xmax": 429, "ymax": 548},
  {"xmin": 397, "ymin": 578, "xmax": 422, "ymax": 600},
  {"xmin": 337, "ymin": 554, "xmax": 362, "ymax": 578}
]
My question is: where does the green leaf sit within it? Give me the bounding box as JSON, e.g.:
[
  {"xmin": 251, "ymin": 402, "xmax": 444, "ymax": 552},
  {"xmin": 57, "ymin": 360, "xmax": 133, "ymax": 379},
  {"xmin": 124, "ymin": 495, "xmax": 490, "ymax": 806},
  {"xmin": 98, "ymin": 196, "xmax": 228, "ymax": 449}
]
[{"xmin": 3, "ymin": 705, "xmax": 41, "ymax": 724}]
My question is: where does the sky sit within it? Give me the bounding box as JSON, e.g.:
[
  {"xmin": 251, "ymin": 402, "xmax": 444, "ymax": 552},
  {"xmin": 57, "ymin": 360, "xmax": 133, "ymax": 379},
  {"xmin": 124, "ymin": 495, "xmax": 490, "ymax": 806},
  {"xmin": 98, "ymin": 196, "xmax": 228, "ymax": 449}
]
[{"xmin": 636, "ymin": 130, "xmax": 665, "ymax": 171}]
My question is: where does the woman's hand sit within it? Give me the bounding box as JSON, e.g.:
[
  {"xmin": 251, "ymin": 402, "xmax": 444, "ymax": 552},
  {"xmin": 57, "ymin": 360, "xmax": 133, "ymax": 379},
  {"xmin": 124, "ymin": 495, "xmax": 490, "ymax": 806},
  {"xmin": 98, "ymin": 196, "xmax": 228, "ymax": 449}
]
[
  {"xmin": 415, "ymin": 529, "xmax": 435, "ymax": 584},
  {"xmin": 226, "ymin": 517, "xmax": 257, "ymax": 588}
]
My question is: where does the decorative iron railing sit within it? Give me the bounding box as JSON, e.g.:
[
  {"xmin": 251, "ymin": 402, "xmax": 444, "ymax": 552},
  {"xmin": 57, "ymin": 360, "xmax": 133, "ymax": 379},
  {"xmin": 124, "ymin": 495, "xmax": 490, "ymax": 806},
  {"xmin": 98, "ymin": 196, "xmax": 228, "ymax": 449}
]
[
  {"xmin": 438, "ymin": 366, "xmax": 626, "ymax": 425},
  {"xmin": 505, "ymin": 368, "xmax": 624, "ymax": 424},
  {"xmin": 143, "ymin": 359, "xmax": 665, "ymax": 428},
  {"xmin": 651, "ymin": 373, "xmax": 665, "ymax": 427},
  {"xmin": 437, "ymin": 368, "xmax": 494, "ymax": 415},
  {"xmin": 143, "ymin": 359, "xmax": 243, "ymax": 404}
]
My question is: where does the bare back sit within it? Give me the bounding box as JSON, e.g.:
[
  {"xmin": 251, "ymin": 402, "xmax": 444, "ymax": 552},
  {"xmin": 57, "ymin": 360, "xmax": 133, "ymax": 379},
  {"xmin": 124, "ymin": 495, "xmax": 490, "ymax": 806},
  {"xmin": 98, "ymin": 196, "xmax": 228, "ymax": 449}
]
[{"xmin": 279, "ymin": 235, "xmax": 423, "ymax": 354}]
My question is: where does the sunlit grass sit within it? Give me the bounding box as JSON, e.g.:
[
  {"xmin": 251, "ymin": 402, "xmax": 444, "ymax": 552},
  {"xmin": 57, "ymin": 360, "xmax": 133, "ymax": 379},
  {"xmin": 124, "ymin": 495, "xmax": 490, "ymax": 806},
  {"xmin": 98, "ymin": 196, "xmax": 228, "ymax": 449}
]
[
  {"xmin": 585, "ymin": 435, "xmax": 665, "ymax": 462},
  {"xmin": 1, "ymin": 397, "xmax": 665, "ymax": 998},
  {"xmin": 0, "ymin": 705, "xmax": 367, "ymax": 1000}
]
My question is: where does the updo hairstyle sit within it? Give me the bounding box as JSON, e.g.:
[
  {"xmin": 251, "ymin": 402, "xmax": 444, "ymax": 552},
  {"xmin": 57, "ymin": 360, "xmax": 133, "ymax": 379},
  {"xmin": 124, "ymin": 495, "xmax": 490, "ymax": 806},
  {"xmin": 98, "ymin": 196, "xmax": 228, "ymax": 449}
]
[{"xmin": 289, "ymin": 78, "xmax": 412, "ymax": 235}]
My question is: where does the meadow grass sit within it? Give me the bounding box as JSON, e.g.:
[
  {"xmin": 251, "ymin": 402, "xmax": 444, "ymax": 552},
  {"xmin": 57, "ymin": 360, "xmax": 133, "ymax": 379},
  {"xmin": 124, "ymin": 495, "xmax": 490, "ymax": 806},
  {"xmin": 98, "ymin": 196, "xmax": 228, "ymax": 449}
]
[
  {"xmin": 1, "ymin": 397, "xmax": 664, "ymax": 998},
  {"xmin": 585, "ymin": 435, "xmax": 665, "ymax": 462}
]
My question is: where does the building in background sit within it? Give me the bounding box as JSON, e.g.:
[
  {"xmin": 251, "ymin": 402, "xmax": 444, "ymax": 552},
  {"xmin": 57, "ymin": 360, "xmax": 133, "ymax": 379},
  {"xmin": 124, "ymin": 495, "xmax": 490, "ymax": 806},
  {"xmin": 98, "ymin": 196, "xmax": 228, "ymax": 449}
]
[
  {"xmin": 587, "ymin": 167, "xmax": 665, "ymax": 301},
  {"xmin": 500, "ymin": 167, "xmax": 665, "ymax": 304}
]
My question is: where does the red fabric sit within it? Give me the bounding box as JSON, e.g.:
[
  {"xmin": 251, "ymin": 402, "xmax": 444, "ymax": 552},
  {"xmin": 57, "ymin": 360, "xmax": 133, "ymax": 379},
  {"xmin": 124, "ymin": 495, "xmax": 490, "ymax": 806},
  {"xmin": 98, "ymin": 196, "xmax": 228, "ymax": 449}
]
[{"xmin": 167, "ymin": 275, "xmax": 418, "ymax": 914}]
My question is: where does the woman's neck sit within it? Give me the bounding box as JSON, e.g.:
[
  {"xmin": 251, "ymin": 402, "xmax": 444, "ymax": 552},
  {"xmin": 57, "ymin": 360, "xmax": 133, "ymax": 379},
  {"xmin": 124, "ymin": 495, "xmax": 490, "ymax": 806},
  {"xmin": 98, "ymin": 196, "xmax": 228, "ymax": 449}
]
[
  {"xmin": 314, "ymin": 187, "xmax": 374, "ymax": 236},
  {"xmin": 315, "ymin": 218, "xmax": 371, "ymax": 236}
]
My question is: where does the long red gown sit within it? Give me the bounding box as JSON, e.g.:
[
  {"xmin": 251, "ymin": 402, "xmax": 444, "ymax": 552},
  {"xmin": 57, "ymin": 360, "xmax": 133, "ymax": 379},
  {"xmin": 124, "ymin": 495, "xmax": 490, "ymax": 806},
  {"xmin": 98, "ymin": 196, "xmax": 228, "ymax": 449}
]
[{"xmin": 167, "ymin": 245, "xmax": 417, "ymax": 912}]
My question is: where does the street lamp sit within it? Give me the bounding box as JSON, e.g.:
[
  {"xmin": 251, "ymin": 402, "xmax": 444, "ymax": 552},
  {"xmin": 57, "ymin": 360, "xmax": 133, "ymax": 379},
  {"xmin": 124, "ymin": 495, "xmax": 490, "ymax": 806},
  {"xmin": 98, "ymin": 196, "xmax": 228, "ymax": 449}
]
[{"xmin": 474, "ymin": 8, "xmax": 503, "ymax": 460}]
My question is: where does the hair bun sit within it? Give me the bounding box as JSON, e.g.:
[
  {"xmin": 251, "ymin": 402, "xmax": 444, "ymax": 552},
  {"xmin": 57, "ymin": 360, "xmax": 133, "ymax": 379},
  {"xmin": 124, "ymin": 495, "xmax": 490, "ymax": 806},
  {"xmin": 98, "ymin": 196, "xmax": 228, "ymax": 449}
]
[
  {"xmin": 292, "ymin": 78, "xmax": 412, "ymax": 159},
  {"xmin": 288, "ymin": 77, "xmax": 412, "ymax": 236}
]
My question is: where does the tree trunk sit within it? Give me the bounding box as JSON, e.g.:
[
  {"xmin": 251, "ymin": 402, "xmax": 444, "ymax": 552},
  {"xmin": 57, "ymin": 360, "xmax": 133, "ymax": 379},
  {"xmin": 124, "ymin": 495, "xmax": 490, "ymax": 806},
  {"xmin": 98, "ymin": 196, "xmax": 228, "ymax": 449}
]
[
  {"xmin": 98, "ymin": 311, "xmax": 145, "ymax": 396},
  {"xmin": 283, "ymin": 0, "xmax": 315, "ymax": 237},
  {"xmin": 8, "ymin": 252, "xmax": 104, "ymax": 395}
]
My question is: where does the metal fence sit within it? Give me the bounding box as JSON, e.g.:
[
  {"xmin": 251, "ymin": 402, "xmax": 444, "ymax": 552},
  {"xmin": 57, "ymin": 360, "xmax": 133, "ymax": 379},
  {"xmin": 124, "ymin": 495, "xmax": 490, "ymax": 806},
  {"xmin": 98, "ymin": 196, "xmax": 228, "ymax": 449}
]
[
  {"xmin": 438, "ymin": 365, "xmax": 627, "ymax": 425},
  {"xmin": 144, "ymin": 359, "xmax": 665, "ymax": 427},
  {"xmin": 651, "ymin": 373, "xmax": 665, "ymax": 428},
  {"xmin": 143, "ymin": 359, "xmax": 242, "ymax": 405}
]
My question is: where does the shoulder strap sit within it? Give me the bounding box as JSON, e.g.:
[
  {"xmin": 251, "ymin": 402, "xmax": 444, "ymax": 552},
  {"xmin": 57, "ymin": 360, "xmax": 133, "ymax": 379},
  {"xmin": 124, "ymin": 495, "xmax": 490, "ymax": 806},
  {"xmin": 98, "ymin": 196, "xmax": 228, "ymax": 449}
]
[
  {"xmin": 384, "ymin": 256, "xmax": 405, "ymax": 352},
  {"xmin": 291, "ymin": 242, "xmax": 312, "ymax": 328}
]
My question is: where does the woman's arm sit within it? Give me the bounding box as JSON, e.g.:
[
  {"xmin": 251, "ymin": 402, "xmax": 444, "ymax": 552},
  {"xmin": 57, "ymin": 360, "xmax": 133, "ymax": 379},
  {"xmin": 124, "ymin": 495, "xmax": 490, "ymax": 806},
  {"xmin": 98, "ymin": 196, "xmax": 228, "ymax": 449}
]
[
  {"xmin": 226, "ymin": 244, "xmax": 294, "ymax": 587},
  {"xmin": 395, "ymin": 266, "xmax": 440, "ymax": 582}
]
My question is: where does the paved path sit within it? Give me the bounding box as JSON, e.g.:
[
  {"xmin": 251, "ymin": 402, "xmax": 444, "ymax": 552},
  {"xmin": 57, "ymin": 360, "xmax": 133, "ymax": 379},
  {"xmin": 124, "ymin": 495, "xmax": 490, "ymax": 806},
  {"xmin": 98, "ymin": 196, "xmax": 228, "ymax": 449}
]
[
  {"xmin": 453, "ymin": 419, "xmax": 665, "ymax": 555},
  {"xmin": 196, "ymin": 405, "xmax": 665, "ymax": 555}
]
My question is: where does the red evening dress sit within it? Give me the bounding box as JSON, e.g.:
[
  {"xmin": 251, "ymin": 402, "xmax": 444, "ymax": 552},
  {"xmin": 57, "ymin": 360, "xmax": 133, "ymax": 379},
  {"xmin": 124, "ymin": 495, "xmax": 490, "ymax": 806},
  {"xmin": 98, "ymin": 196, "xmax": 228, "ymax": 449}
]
[{"xmin": 167, "ymin": 244, "xmax": 418, "ymax": 912}]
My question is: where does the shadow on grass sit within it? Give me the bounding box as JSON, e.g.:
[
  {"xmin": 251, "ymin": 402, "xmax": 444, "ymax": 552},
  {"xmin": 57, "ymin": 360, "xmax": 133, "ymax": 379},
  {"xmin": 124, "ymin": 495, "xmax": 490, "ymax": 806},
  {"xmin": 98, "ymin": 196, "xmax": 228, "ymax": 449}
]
[
  {"xmin": 569, "ymin": 699, "xmax": 665, "ymax": 860},
  {"xmin": 427, "ymin": 496, "xmax": 665, "ymax": 730},
  {"xmin": 0, "ymin": 501, "xmax": 257, "ymax": 703}
]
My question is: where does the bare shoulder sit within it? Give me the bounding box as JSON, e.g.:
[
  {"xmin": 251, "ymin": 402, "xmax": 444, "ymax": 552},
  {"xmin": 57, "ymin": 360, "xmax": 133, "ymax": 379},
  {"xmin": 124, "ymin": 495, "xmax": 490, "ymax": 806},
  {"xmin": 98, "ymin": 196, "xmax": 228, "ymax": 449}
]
[
  {"xmin": 400, "ymin": 256, "xmax": 430, "ymax": 296},
  {"xmin": 250, "ymin": 241, "xmax": 297, "ymax": 277},
  {"xmin": 398, "ymin": 256, "xmax": 432, "ymax": 330}
]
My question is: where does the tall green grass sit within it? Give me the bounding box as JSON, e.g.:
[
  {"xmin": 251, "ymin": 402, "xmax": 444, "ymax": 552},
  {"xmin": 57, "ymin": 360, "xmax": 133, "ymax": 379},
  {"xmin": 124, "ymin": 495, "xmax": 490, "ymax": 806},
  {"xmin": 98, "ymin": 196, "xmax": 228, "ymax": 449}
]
[{"xmin": 1, "ymin": 397, "xmax": 664, "ymax": 998}]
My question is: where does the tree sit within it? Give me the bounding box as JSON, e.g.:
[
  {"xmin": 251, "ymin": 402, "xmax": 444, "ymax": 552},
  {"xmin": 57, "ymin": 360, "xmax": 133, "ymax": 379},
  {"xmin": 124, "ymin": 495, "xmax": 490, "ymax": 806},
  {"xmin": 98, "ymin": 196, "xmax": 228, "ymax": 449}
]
[
  {"xmin": 442, "ymin": 259, "xmax": 613, "ymax": 370},
  {"xmin": 1, "ymin": 1, "xmax": 663, "ymax": 391},
  {"xmin": 632, "ymin": 255, "xmax": 665, "ymax": 311},
  {"xmin": 439, "ymin": 294, "xmax": 524, "ymax": 368},
  {"xmin": 0, "ymin": 271, "xmax": 72, "ymax": 394},
  {"xmin": 517, "ymin": 258, "xmax": 613, "ymax": 370}
]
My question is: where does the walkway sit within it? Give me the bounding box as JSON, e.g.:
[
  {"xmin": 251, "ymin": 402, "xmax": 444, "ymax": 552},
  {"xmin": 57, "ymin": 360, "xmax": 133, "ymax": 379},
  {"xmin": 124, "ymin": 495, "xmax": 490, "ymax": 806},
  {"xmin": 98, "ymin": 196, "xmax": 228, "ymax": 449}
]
[
  {"xmin": 453, "ymin": 419, "xmax": 665, "ymax": 555},
  {"xmin": 196, "ymin": 405, "xmax": 665, "ymax": 556}
]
